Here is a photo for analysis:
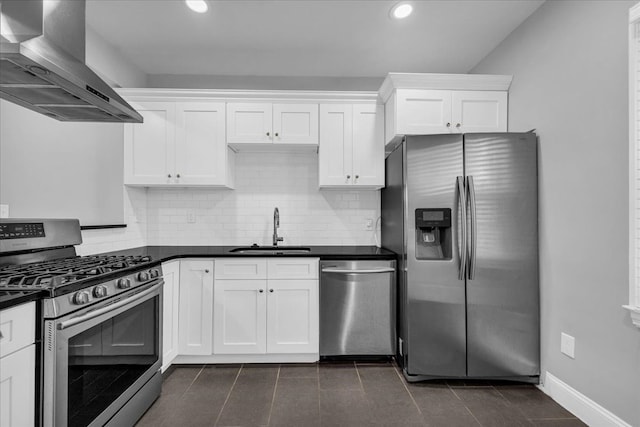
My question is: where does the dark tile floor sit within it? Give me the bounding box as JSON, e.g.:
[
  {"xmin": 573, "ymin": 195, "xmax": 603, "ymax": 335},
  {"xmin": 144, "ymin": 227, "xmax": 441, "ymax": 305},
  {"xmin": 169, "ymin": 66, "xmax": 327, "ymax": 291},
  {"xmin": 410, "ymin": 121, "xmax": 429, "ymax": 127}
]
[{"xmin": 135, "ymin": 362, "xmax": 586, "ymax": 427}]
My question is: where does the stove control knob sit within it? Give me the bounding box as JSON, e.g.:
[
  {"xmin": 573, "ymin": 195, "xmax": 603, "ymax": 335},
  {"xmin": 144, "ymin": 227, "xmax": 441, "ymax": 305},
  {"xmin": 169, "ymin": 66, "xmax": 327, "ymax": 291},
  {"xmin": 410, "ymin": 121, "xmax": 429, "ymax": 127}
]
[
  {"xmin": 149, "ymin": 269, "xmax": 160, "ymax": 279},
  {"xmin": 137, "ymin": 271, "xmax": 149, "ymax": 281},
  {"xmin": 72, "ymin": 291, "xmax": 90, "ymax": 305},
  {"xmin": 93, "ymin": 285, "xmax": 108, "ymax": 298},
  {"xmin": 117, "ymin": 278, "xmax": 131, "ymax": 289}
]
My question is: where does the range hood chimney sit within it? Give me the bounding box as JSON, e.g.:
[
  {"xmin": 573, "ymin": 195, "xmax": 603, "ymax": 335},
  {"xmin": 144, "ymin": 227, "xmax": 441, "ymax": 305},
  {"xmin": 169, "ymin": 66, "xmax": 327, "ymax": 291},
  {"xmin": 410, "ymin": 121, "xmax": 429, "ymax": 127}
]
[{"xmin": 0, "ymin": 0, "xmax": 143, "ymax": 123}]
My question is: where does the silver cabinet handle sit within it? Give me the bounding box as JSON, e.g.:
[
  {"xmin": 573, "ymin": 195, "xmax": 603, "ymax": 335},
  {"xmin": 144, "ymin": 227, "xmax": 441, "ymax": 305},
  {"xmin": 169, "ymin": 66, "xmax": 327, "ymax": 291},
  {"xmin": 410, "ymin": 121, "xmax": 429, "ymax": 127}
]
[
  {"xmin": 58, "ymin": 282, "xmax": 161, "ymax": 330},
  {"xmin": 467, "ymin": 176, "xmax": 477, "ymax": 280},
  {"xmin": 321, "ymin": 268, "xmax": 395, "ymax": 274},
  {"xmin": 457, "ymin": 176, "xmax": 467, "ymax": 280}
]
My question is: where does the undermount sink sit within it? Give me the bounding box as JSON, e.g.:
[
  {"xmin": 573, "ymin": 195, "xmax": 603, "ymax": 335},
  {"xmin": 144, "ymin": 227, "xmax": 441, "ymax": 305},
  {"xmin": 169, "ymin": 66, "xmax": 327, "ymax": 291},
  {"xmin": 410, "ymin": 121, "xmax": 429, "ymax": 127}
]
[{"xmin": 229, "ymin": 246, "xmax": 311, "ymax": 254}]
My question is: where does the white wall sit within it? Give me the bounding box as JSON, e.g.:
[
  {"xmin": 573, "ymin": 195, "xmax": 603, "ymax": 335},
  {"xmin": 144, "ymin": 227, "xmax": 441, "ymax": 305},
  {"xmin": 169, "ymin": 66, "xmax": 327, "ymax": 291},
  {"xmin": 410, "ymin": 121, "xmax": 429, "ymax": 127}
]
[
  {"xmin": 147, "ymin": 74, "xmax": 383, "ymax": 91},
  {"xmin": 86, "ymin": 27, "xmax": 147, "ymax": 88},
  {"xmin": 0, "ymin": 100, "xmax": 125, "ymax": 226},
  {"xmin": 472, "ymin": 1, "xmax": 640, "ymax": 425},
  {"xmin": 146, "ymin": 152, "xmax": 380, "ymax": 246}
]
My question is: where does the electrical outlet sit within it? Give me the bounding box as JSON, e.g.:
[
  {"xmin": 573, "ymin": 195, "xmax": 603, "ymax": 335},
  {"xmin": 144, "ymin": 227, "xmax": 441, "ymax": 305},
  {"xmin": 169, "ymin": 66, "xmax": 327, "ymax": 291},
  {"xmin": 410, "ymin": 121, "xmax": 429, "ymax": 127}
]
[
  {"xmin": 187, "ymin": 210, "xmax": 196, "ymax": 223},
  {"xmin": 365, "ymin": 218, "xmax": 373, "ymax": 231},
  {"xmin": 561, "ymin": 332, "xmax": 575, "ymax": 359},
  {"xmin": 0, "ymin": 204, "xmax": 8, "ymax": 218}
]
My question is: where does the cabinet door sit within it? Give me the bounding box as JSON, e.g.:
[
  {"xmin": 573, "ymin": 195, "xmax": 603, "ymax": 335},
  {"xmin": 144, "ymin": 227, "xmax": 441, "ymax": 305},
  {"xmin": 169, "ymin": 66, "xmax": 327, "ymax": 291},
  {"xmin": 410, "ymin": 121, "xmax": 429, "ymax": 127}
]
[
  {"xmin": 226, "ymin": 103, "xmax": 272, "ymax": 144},
  {"xmin": 273, "ymin": 103, "xmax": 319, "ymax": 145},
  {"xmin": 266, "ymin": 280, "xmax": 318, "ymax": 354},
  {"xmin": 0, "ymin": 345, "xmax": 35, "ymax": 427},
  {"xmin": 451, "ymin": 91, "xmax": 508, "ymax": 133},
  {"xmin": 213, "ymin": 280, "xmax": 267, "ymax": 354},
  {"xmin": 319, "ymin": 104, "xmax": 353, "ymax": 187},
  {"xmin": 352, "ymin": 104, "xmax": 384, "ymax": 188},
  {"xmin": 396, "ymin": 89, "xmax": 452, "ymax": 135},
  {"xmin": 178, "ymin": 260, "xmax": 214, "ymax": 355},
  {"xmin": 175, "ymin": 102, "xmax": 228, "ymax": 185},
  {"xmin": 161, "ymin": 261, "xmax": 180, "ymax": 371},
  {"xmin": 124, "ymin": 102, "xmax": 176, "ymax": 185}
]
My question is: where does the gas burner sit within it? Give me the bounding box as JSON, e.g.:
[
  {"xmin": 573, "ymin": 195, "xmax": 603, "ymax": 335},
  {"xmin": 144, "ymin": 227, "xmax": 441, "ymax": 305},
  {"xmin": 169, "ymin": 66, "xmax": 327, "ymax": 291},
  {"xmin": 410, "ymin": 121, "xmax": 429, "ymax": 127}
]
[{"xmin": 0, "ymin": 254, "xmax": 155, "ymax": 291}]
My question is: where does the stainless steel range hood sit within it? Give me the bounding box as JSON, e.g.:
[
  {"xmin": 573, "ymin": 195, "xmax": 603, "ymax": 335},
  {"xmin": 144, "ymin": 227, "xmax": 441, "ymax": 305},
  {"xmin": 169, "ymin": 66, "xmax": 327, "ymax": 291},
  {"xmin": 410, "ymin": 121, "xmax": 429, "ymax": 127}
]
[{"xmin": 0, "ymin": 0, "xmax": 142, "ymax": 123}]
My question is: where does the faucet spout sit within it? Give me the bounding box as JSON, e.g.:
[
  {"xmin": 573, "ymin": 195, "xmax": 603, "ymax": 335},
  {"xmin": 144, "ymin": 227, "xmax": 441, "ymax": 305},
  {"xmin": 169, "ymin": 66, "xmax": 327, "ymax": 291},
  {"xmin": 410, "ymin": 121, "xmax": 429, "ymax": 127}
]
[{"xmin": 273, "ymin": 207, "xmax": 283, "ymax": 246}]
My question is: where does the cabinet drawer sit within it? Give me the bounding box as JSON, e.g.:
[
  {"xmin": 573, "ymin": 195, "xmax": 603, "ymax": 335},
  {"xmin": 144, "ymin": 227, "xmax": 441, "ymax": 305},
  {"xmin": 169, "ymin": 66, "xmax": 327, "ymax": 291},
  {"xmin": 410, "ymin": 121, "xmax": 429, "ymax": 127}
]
[
  {"xmin": 267, "ymin": 258, "xmax": 319, "ymax": 279},
  {"xmin": 215, "ymin": 259, "xmax": 267, "ymax": 279},
  {"xmin": 0, "ymin": 302, "xmax": 35, "ymax": 358}
]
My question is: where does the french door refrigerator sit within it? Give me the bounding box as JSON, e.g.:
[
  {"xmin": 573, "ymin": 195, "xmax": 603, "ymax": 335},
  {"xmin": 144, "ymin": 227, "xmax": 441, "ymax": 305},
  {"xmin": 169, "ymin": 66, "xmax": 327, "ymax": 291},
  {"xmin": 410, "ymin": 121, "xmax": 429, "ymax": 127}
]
[{"xmin": 381, "ymin": 133, "xmax": 539, "ymax": 382}]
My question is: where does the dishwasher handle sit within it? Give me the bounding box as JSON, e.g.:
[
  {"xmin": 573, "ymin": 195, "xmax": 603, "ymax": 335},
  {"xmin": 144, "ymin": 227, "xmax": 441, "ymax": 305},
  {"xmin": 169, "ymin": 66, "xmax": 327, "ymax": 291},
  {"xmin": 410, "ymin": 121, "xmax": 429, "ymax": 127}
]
[{"xmin": 321, "ymin": 268, "xmax": 396, "ymax": 274}]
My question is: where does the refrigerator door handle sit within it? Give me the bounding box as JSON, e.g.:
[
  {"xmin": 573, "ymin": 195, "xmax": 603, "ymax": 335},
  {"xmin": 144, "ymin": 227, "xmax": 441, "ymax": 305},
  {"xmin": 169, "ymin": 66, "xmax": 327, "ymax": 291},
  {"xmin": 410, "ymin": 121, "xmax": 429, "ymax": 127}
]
[
  {"xmin": 457, "ymin": 176, "xmax": 467, "ymax": 280},
  {"xmin": 467, "ymin": 175, "xmax": 477, "ymax": 280}
]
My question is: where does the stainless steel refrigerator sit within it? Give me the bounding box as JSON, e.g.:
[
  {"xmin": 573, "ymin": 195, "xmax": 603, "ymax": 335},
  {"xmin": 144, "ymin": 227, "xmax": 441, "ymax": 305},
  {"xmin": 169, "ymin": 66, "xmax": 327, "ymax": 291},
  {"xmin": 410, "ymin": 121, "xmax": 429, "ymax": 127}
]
[{"xmin": 381, "ymin": 133, "xmax": 539, "ymax": 382}]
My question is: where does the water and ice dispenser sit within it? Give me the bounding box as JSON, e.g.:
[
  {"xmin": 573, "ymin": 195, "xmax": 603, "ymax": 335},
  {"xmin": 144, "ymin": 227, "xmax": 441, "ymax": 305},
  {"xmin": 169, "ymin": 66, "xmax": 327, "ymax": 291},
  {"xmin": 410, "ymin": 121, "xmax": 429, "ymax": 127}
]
[{"xmin": 415, "ymin": 208, "xmax": 452, "ymax": 260}]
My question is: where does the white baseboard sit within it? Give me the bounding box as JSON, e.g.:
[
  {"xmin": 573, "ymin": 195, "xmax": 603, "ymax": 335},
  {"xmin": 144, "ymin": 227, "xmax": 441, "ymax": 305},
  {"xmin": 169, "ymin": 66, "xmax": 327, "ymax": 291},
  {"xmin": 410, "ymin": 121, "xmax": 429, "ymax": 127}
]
[{"xmin": 538, "ymin": 372, "xmax": 632, "ymax": 427}]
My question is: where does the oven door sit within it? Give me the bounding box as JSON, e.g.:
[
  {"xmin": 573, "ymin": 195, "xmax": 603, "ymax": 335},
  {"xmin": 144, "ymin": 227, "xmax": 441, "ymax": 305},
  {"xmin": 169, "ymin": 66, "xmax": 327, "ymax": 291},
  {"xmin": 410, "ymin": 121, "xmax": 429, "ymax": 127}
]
[{"xmin": 43, "ymin": 280, "xmax": 162, "ymax": 427}]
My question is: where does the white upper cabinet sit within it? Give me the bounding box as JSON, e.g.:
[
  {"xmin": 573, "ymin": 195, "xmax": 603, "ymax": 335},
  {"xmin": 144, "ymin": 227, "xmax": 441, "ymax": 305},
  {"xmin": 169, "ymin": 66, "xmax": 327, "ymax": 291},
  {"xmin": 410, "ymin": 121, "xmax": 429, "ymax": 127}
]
[
  {"xmin": 319, "ymin": 103, "xmax": 384, "ymax": 189},
  {"xmin": 174, "ymin": 102, "xmax": 232, "ymax": 186},
  {"xmin": 379, "ymin": 73, "xmax": 512, "ymax": 147},
  {"xmin": 451, "ymin": 91, "xmax": 508, "ymax": 133},
  {"xmin": 227, "ymin": 102, "xmax": 318, "ymax": 147},
  {"xmin": 226, "ymin": 103, "xmax": 272, "ymax": 144},
  {"xmin": 124, "ymin": 99, "xmax": 235, "ymax": 188},
  {"xmin": 124, "ymin": 101, "xmax": 175, "ymax": 186}
]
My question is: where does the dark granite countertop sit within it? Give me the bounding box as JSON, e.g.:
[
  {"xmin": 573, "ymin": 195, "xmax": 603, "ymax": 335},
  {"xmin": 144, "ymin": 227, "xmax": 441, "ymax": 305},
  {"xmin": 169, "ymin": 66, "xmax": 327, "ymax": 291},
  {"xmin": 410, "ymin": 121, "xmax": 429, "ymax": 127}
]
[
  {"xmin": 0, "ymin": 290, "xmax": 45, "ymax": 310},
  {"xmin": 0, "ymin": 246, "xmax": 396, "ymax": 309},
  {"xmin": 99, "ymin": 245, "xmax": 397, "ymax": 263}
]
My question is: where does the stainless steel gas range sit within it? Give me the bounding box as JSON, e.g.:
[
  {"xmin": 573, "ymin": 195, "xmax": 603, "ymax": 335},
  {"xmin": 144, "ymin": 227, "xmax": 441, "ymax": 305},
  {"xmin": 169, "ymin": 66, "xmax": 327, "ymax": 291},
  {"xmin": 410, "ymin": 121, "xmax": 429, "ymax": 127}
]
[{"xmin": 0, "ymin": 219, "xmax": 162, "ymax": 427}]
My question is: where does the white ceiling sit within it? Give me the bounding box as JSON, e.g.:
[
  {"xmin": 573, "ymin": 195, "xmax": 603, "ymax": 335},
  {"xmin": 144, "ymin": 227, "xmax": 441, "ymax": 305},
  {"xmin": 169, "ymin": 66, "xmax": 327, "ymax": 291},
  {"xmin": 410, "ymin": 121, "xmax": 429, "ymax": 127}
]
[{"xmin": 86, "ymin": 0, "xmax": 544, "ymax": 78}]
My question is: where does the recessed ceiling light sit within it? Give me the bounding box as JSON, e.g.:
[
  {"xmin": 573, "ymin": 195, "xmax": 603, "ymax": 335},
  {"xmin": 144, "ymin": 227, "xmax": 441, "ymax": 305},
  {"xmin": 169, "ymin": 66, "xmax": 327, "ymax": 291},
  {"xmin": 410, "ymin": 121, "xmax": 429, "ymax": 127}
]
[
  {"xmin": 390, "ymin": 2, "xmax": 413, "ymax": 19},
  {"xmin": 185, "ymin": 0, "xmax": 208, "ymax": 13}
]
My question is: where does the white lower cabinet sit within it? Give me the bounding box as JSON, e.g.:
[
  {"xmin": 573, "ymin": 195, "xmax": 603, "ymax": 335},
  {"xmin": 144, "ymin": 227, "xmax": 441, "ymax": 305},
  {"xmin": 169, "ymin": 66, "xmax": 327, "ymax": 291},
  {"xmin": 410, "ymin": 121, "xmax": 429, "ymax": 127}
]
[
  {"xmin": 0, "ymin": 302, "xmax": 36, "ymax": 427},
  {"xmin": 178, "ymin": 259, "xmax": 214, "ymax": 355},
  {"xmin": 213, "ymin": 279, "xmax": 267, "ymax": 354},
  {"xmin": 266, "ymin": 280, "xmax": 318, "ymax": 354},
  {"xmin": 161, "ymin": 261, "xmax": 180, "ymax": 371},
  {"xmin": 213, "ymin": 258, "xmax": 319, "ymax": 357}
]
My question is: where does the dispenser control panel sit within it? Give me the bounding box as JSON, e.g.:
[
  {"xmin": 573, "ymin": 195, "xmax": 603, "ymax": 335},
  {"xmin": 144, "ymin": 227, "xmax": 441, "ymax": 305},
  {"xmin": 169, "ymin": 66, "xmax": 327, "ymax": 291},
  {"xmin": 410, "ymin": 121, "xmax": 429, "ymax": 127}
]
[{"xmin": 415, "ymin": 208, "xmax": 451, "ymax": 228}]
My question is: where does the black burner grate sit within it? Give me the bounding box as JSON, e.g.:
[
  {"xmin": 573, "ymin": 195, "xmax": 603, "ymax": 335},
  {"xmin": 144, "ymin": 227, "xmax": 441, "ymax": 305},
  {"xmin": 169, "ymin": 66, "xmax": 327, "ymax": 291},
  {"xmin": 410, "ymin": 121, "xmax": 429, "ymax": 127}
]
[{"xmin": 0, "ymin": 255, "xmax": 154, "ymax": 290}]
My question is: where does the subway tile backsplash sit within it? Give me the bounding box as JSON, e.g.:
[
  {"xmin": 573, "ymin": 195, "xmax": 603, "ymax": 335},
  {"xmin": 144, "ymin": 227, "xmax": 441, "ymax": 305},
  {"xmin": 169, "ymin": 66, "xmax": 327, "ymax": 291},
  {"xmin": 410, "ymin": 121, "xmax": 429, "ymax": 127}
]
[{"xmin": 77, "ymin": 152, "xmax": 380, "ymax": 254}]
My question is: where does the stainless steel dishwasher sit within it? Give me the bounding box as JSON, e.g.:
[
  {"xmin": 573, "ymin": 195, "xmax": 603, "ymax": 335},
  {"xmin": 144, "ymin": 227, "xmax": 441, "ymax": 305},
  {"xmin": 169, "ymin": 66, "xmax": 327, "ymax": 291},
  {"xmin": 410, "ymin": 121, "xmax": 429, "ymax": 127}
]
[{"xmin": 320, "ymin": 260, "xmax": 396, "ymax": 356}]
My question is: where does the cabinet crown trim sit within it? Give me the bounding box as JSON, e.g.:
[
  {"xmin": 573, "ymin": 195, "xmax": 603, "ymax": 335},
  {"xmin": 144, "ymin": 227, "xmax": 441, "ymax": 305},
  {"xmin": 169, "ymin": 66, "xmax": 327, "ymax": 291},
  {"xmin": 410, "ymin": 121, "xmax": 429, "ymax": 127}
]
[
  {"xmin": 378, "ymin": 73, "xmax": 513, "ymax": 102},
  {"xmin": 117, "ymin": 88, "xmax": 379, "ymax": 103}
]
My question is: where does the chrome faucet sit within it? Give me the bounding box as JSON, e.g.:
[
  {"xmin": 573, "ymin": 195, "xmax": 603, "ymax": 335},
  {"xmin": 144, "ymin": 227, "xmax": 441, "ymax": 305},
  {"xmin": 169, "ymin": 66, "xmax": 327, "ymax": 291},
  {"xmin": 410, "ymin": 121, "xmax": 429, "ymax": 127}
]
[{"xmin": 273, "ymin": 207, "xmax": 283, "ymax": 246}]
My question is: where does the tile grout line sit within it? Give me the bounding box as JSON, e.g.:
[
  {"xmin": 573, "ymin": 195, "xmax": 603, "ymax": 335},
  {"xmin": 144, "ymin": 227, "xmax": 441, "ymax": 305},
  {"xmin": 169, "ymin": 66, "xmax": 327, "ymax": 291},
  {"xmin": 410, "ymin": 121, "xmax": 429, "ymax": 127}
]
[
  {"xmin": 389, "ymin": 361, "xmax": 426, "ymax": 419},
  {"xmin": 316, "ymin": 363, "xmax": 321, "ymax": 427},
  {"xmin": 182, "ymin": 364, "xmax": 206, "ymax": 396},
  {"xmin": 214, "ymin": 364, "xmax": 243, "ymax": 427},
  {"xmin": 353, "ymin": 361, "xmax": 365, "ymax": 392},
  {"xmin": 447, "ymin": 383, "xmax": 484, "ymax": 426},
  {"xmin": 265, "ymin": 364, "xmax": 281, "ymax": 427}
]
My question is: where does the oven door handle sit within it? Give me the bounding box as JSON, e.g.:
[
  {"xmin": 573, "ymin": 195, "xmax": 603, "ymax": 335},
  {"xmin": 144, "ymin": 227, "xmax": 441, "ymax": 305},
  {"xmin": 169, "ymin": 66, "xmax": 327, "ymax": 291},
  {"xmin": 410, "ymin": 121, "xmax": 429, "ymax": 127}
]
[{"xmin": 57, "ymin": 282, "xmax": 161, "ymax": 330}]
